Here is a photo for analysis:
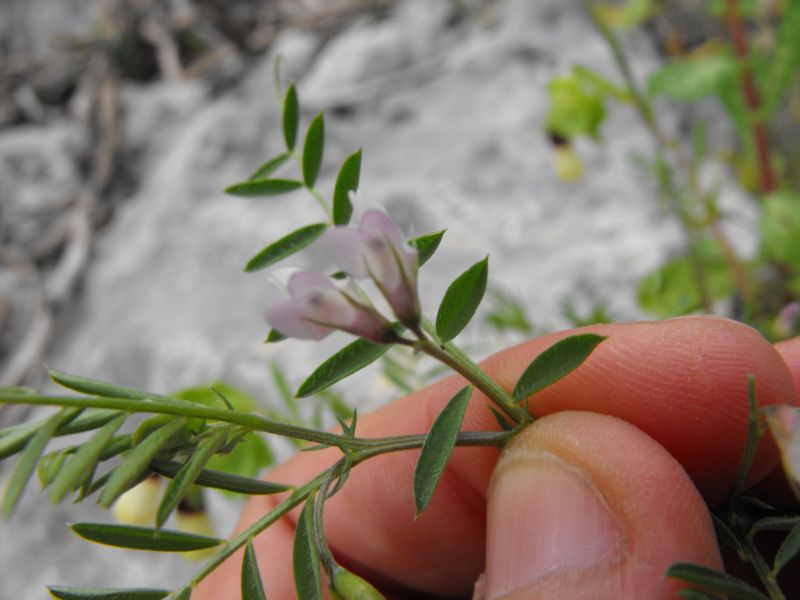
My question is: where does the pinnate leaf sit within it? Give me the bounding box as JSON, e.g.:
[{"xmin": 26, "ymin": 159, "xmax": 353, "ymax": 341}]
[
  {"xmin": 413, "ymin": 386, "xmax": 471, "ymax": 515},
  {"xmin": 435, "ymin": 257, "xmax": 488, "ymax": 342},
  {"xmin": 150, "ymin": 458, "xmax": 288, "ymax": 495},
  {"xmin": 513, "ymin": 334, "xmax": 606, "ymax": 403},
  {"xmin": 245, "ymin": 223, "xmax": 328, "ymax": 272}
]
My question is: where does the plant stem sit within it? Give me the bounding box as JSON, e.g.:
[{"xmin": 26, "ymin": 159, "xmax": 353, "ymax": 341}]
[
  {"xmin": 289, "ymin": 150, "xmax": 333, "ymax": 218},
  {"xmin": 413, "ymin": 335, "xmax": 526, "ymax": 425},
  {"xmin": 724, "ymin": 0, "xmax": 777, "ymax": 194},
  {"xmin": 740, "ymin": 531, "xmax": 785, "ymax": 600}
]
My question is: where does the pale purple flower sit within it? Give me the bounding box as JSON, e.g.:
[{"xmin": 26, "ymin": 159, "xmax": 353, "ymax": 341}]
[
  {"xmin": 768, "ymin": 404, "xmax": 800, "ymax": 486},
  {"xmin": 324, "ymin": 209, "xmax": 419, "ymax": 327},
  {"xmin": 265, "ymin": 271, "xmax": 392, "ymax": 342}
]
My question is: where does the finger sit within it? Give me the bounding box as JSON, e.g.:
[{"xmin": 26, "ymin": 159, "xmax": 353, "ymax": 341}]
[
  {"xmin": 485, "ymin": 411, "xmax": 721, "ymax": 600},
  {"xmin": 196, "ymin": 316, "xmax": 794, "ymax": 598},
  {"xmin": 756, "ymin": 337, "xmax": 800, "ymax": 507}
]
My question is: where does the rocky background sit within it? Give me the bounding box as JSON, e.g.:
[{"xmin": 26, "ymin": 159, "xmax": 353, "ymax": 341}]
[{"xmin": 0, "ymin": 0, "xmax": 755, "ymax": 597}]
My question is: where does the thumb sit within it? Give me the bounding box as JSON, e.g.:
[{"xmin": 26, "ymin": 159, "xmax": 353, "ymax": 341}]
[{"xmin": 484, "ymin": 411, "xmax": 722, "ymax": 600}]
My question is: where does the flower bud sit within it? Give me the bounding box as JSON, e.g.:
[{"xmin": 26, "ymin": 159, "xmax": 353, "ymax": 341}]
[
  {"xmin": 112, "ymin": 475, "xmax": 161, "ymax": 526},
  {"xmin": 266, "ymin": 271, "xmax": 394, "ymax": 342},
  {"xmin": 332, "ymin": 567, "xmax": 384, "ymax": 600}
]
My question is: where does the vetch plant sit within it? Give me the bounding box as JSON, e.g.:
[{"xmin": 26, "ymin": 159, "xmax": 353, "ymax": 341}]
[{"xmin": 1, "ymin": 42, "xmax": 800, "ymax": 600}]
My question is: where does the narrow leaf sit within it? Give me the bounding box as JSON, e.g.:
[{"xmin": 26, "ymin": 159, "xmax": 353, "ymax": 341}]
[
  {"xmin": 150, "ymin": 458, "xmax": 289, "ymax": 495},
  {"xmin": 0, "ymin": 420, "xmax": 41, "ymax": 460},
  {"xmin": 156, "ymin": 427, "xmax": 229, "ymax": 527},
  {"xmin": 666, "ymin": 563, "xmax": 769, "ymax": 600},
  {"xmin": 100, "ymin": 418, "xmax": 187, "ymax": 507},
  {"xmin": 332, "ymin": 150, "xmax": 362, "ymax": 225},
  {"xmin": 413, "ymin": 230, "xmax": 445, "ymax": 267},
  {"xmin": 48, "ymin": 587, "xmax": 170, "ymax": 600},
  {"xmin": 57, "ymin": 410, "xmax": 123, "ymax": 436},
  {"xmin": 413, "ymin": 386, "xmax": 471, "ymax": 515},
  {"xmin": 2, "ymin": 408, "xmax": 74, "ymax": 519},
  {"xmin": 296, "ymin": 339, "xmax": 390, "ymax": 398},
  {"xmin": 245, "ymin": 223, "xmax": 328, "ymax": 272},
  {"xmin": 242, "ymin": 541, "xmax": 267, "ymax": 600},
  {"xmin": 512, "ymin": 334, "xmax": 606, "ymax": 403},
  {"xmin": 293, "ymin": 496, "xmax": 323, "ymax": 600},
  {"xmin": 50, "ymin": 369, "xmax": 156, "ymax": 400},
  {"xmin": 70, "ymin": 522, "xmax": 221, "ymax": 552},
  {"xmin": 676, "ymin": 591, "xmax": 722, "ymax": 600},
  {"xmin": 283, "ymin": 83, "xmax": 299, "ymax": 150},
  {"xmin": 248, "ymin": 153, "xmax": 290, "ymax": 181},
  {"xmin": 49, "ymin": 413, "xmax": 127, "ymax": 504},
  {"xmin": 302, "ymin": 113, "xmax": 325, "ymax": 188},
  {"xmin": 435, "ymin": 257, "xmax": 489, "ymax": 342},
  {"xmin": 774, "ymin": 520, "xmax": 800, "ymax": 574},
  {"xmin": 225, "ymin": 179, "xmax": 303, "ymax": 198}
]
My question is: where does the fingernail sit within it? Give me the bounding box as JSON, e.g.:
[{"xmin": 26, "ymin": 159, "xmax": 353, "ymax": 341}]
[{"xmin": 486, "ymin": 449, "xmax": 621, "ymax": 599}]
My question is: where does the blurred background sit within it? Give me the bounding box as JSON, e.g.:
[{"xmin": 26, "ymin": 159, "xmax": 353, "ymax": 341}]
[{"xmin": 0, "ymin": 0, "xmax": 778, "ymax": 596}]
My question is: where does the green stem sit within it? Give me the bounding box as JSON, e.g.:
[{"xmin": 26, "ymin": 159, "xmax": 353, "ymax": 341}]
[
  {"xmin": 740, "ymin": 532, "xmax": 785, "ymax": 600},
  {"xmin": 0, "ymin": 392, "xmax": 368, "ymax": 450},
  {"xmin": 187, "ymin": 471, "xmax": 326, "ymax": 589},
  {"xmin": 183, "ymin": 427, "xmax": 507, "ymax": 592},
  {"xmin": 289, "ymin": 150, "xmax": 332, "ymax": 219},
  {"xmin": 416, "ymin": 319, "xmax": 526, "ymax": 424}
]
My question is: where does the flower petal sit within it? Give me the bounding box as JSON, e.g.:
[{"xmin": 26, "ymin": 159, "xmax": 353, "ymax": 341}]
[
  {"xmin": 265, "ymin": 301, "xmax": 334, "ymax": 340},
  {"xmin": 359, "ymin": 209, "xmax": 405, "ymax": 250},
  {"xmin": 287, "ymin": 271, "xmax": 336, "ymax": 301},
  {"xmin": 323, "ymin": 227, "xmax": 370, "ymax": 279}
]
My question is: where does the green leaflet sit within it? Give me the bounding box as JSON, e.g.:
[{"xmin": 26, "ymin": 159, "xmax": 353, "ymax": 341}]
[
  {"xmin": 302, "ymin": 113, "xmax": 325, "ymax": 188},
  {"xmin": 100, "ymin": 417, "xmax": 187, "ymax": 507},
  {"xmin": 70, "ymin": 522, "xmax": 222, "ymax": 552},
  {"xmin": 413, "ymin": 386, "xmax": 471, "ymax": 515},
  {"xmin": 512, "ymin": 334, "xmax": 606, "ymax": 404},
  {"xmin": 245, "ymin": 223, "xmax": 328, "ymax": 272},
  {"xmin": 49, "ymin": 413, "xmax": 127, "ymax": 504},
  {"xmin": 150, "ymin": 458, "xmax": 288, "ymax": 495},
  {"xmin": 435, "ymin": 257, "xmax": 488, "ymax": 342},
  {"xmin": 225, "ymin": 179, "xmax": 304, "ymax": 197},
  {"xmin": 665, "ymin": 563, "xmax": 768, "ymax": 600},
  {"xmin": 156, "ymin": 427, "xmax": 229, "ymax": 528},
  {"xmin": 293, "ymin": 496, "xmax": 323, "ymax": 600},
  {"xmin": 2, "ymin": 408, "xmax": 76, "ymax": 519},
  {"xmin": 283, "ymin": 83, "xmax": 299, "ymax": 151},
  {"xmin": 332, "ymin": 150, "xmax": 362, "ymax": 225},
  {"xmin": 774, "ymin": 520, "xmax": 800, "ymax": 575},
  {"xmin": 248, "ymin": 153, "xmax": 290, "ymax": 181},
  {"xmin": 47, "ymin": 587, "xmax": 170, "ymax": 600},
  {"xmin": 242, "ymin": 541, "xmax": 268, "ymax": 600},
  {"xmin": 412, "ymin": 230, "xmax": 446, "ymax": 268},
  {"xmin": 296, "ymin": 339, "xmax": 390, "ymax": 398},
  {"xmin": 647, "ymin": 52, "xmax": 736, "ymax": 101}
]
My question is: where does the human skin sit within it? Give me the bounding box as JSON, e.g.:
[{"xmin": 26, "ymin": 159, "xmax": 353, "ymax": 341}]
[{"xmin": 195, "ymin": 316, "xmax": 800, "ymax": 599}]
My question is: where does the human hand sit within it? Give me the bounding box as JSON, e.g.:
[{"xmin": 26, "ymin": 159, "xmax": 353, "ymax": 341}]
[{"xmin": 196, "ymin": 316, "xmax": 799, "ymax": 599}]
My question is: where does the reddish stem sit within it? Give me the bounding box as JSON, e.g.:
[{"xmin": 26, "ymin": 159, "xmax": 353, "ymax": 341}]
[{"xmin": 725, "ymin": 0, "xmax": 777, "ymax": 194}]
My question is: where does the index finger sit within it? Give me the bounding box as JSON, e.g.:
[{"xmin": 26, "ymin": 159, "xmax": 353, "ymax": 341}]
[{"xmin": 196, "ymin": 316, "xmax": 795, "ymax": 598}]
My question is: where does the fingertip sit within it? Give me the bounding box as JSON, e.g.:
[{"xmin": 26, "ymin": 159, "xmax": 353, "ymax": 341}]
[{"xmin": 486, "ymin": 411, "xmax": 721, "ymax": 599}]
